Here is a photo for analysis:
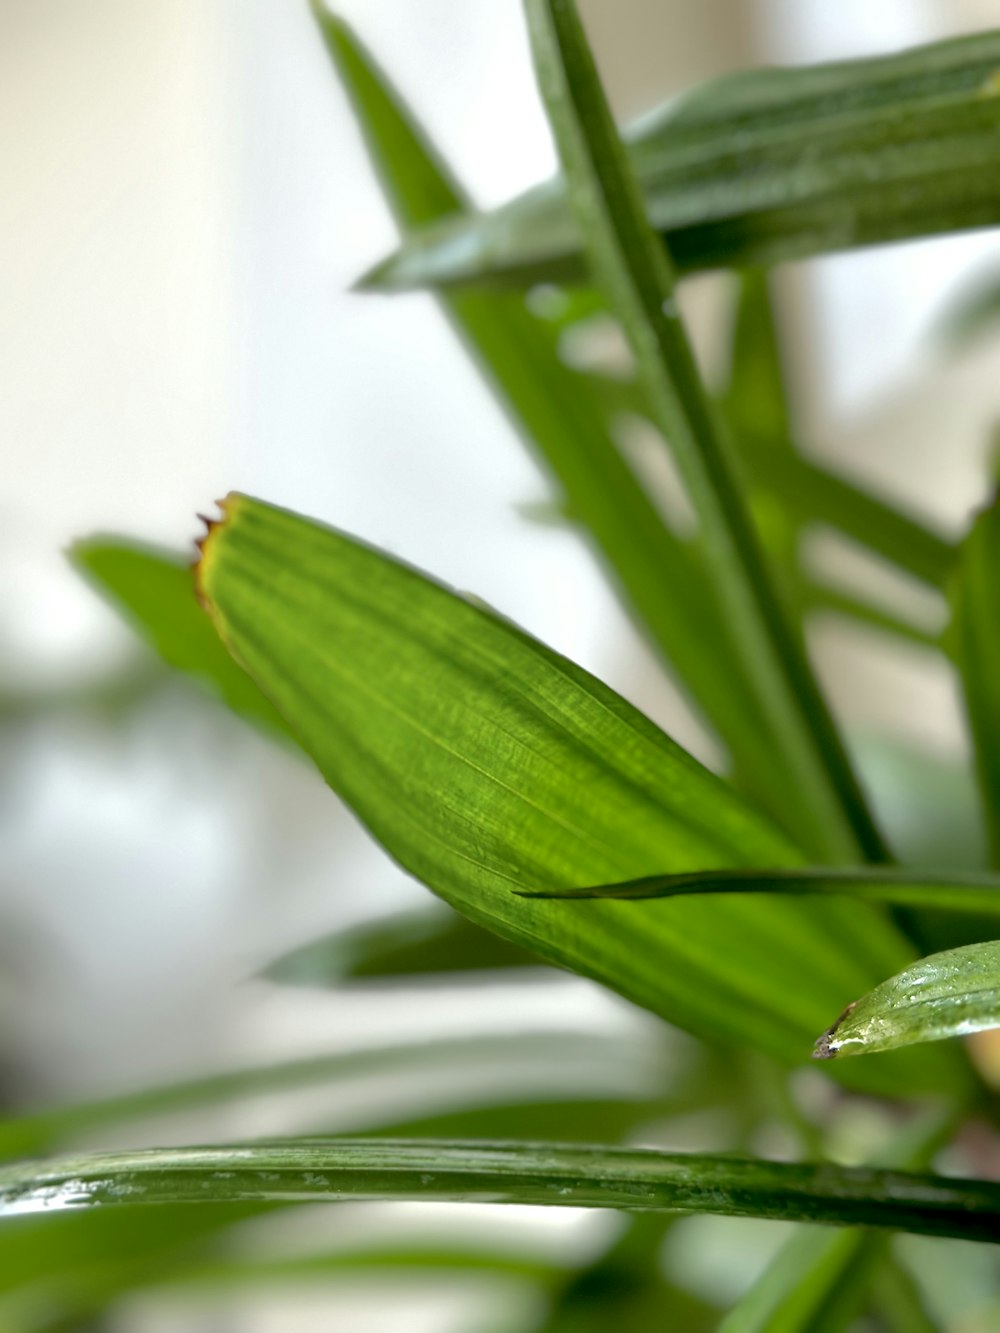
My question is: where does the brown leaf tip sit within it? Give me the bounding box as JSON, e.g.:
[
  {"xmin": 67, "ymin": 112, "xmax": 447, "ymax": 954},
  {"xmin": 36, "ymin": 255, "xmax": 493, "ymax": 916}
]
[
  {"xmin": 193, "ymin": 495, "xmax": 236, "ymax": 611},
  {"xmin": 812, "ymin": 1000, "xmax": 856, "ymax": 1061}
]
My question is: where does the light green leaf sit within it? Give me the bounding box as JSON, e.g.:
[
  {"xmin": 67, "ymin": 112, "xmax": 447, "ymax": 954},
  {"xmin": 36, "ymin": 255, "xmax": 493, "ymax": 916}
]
[
  {"xmin": 263, "ymin": 906, "xmax": 545, "ymax": 986},
  {"xmin": 950, "ymin": 496, "xmax": 1000, "ymax": 865},
  {"xmin": 71, "ymin": 541, "xmax": 291, "ymax": 744},
  {"xmin": 520, "ymin": 866, "xmax": 1000, "ymax": 915},
  {"xmin": 815, "ymin": 939, "xmax": 1000, "ymax": 1059},
  {"xmin": 2, "ymin": 1138, "xmax": 1000, "ymax": 1242},
  {"xmin": 523, "ymin": 0, "xmax": 884, "ymax": 862},
  {"xmin": 192, "ymin": 492, "xmax": 955, "ymax": 1092},
  {"xmin": 365, "ymin": 30, "xmax": 1000, "ymax": 292}
]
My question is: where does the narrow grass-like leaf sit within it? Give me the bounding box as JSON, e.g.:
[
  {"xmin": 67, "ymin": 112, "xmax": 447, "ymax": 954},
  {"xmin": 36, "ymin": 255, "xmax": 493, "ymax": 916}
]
[
  {"xmin": 0, "ymin": 1031, "xmax": 638, "ymax": 1163},
  {"xmin": 365, "ymin": 29, "xmax": 1000, "ymax": 292},
  {"xmin": 263, "ymin": 907, "xmax": 545, "ymax": 986},
  {"xmin": 193, "ymin": 492, "xmax": 951, "ymax": 1088},
  {"xmin": 950, "ymin": 497, "xmax": 1000, "ymax": 865},
  {"xmin": 71, "ymin": 541, "xmax": 291, "ymax": 744},
  {"xmin": 815, "ymin": 940, "xmax": 1000, "ymax": 1059},
  {"xmin": 521, "ymin": 866, "xmax": 1000, "ymax": 914},
  {"xmin": 313, "ymin": 9, "xmax": 806, "ymax": 836},
  {"xmin": 2, "ymin": 1138, "xmax": 1000, "ymax": 1242},
  {"xmin": 524, "ymin": 0, "xmax": 884, "ymax": 863}
]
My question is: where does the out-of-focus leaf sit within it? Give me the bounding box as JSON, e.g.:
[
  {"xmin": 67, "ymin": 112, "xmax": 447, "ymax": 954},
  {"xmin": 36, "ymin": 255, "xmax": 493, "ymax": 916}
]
[
  {"xmin": 194, "ymin": 493, "xmax": 951, "ymax": 1091},
  {"xmin": 364, "ymin": 30, "xmax": 1000, "ymax": 291},
  {"xmin": 71, "ymin": 541, "xmax": 291, "ymax": 744},
  {"xmin": 263, "ymin": 907, "xmax": 545, "ymax": 986},
  {"xmin": 950, "ymin": 497, "xmax": 1000, "ymax": 865},
  {"xmin": 0, "ymin": 1031, "xmax": 645, "ymax": 1162},
  {"xmin": 314, "ymin": 8, "xmax": 821, "ymax": 846},
  {"xmin": 524, "ymin": 0, "xmax": 884, "ymax": 863},
  {"xmin": 522, "ymin": 865, "xmax": 1000, "ymax": 914},
  {"xmin": 936, "ymin": 267, "xmax": 1000, "ymax": 350},
  {"xmin": 3, "ymin": 1138, "xmax": 1000, "ymax": 1241},
  {"xmin": 721, "ymin": 270, "xmax": 794, "ymax": 450},
  {"xmin": 815, "ymin": 940, "xmax": 1000, "ymax": 1059}
]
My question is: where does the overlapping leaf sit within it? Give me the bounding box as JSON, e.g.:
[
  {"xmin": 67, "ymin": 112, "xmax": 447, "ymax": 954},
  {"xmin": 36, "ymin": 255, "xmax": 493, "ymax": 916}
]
[
  {"xmin": 193, "ymin": 492, "xmax": 956, "ymax": 1092},
  {"xmin": 364, "ymin": 29, "xmax": 1000, "ymax": 292}
]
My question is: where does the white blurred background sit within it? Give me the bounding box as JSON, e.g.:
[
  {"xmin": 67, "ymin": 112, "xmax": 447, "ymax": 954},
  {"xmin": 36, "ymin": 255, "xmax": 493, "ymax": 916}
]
[{"xmin": 4, "ymin": 2, "xmax": 1000, "ymax": 1326}]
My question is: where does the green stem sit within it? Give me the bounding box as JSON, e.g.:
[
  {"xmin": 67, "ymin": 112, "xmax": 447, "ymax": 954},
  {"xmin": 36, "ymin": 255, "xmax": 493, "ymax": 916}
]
[{"xmin": 524, "ymin": 0, "xmax": 887, "ymax": 864}]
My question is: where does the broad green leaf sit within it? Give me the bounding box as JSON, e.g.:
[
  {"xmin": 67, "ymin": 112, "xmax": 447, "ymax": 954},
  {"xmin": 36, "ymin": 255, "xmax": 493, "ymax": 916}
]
[
  {"xmin": 521, "ymin": 866, "xmax": 1000, "ymax": 914},
  {"xmin": 364, "ymin": 29, "xmax": 1000, "ymax": 292},
  {"xmin": 71, "ymin": 541, "xmax": 291, "ymax": 744},
  {"xmin": 950, "ymin": 497, "xmax": 1000, "ymax": 865},
  {"xmin": 0, "ymin": 1031, "xmax": 645, "ymax": 1162},
  {"xmin": 3, "ymin": 1138, "xmax": 1000, "ymax": 1242},
  {"xmin": 263, "ymin": 906, "xmax": 545, "ymax": 985},
  {"xmin": 193, "ymin": 492, "xmax": 958, "ymax": 1094},
  {"xmin": 524, "ymin": 0, "xmax": 884, "ymax": 863},
  {"xmin": 815, "ymin": 939, "xmax": 1000, "ymax": 1059},
  {"xmin": 315, "ymin": 9, "xmax": 828, "ymax": 848}
]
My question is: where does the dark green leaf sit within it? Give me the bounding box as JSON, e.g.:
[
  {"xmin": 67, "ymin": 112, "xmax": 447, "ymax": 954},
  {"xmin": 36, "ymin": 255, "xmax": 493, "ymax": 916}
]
[
  {"xmin": 263, "ymin": 907, "xmax": 546, "ymax": 986},
  {"xmin": 524, "ymin": 0, "xmax": 884, "ymax": 862},
  {"xmin": 193, "ymin": 492, "xmax": 956, "ymax": 1093},
  {"xmin": 950, "ymin": 496, "xmax": 1000, "ymax": 865},
  {"xmin": 365, "ymin": 30, "xmax": 1000, "ymax": 291},
  {"xmin": 3, "ymin": 1138, "xmax": 1000, "ymax": 1242},
  {"xmin": 520, "ymin": 865, "xmax": 1000, "ymax": 914},
  {"xmin": 71, "ymin": 541, "xmax": 291, "ymax": 744},
  {"xmin": 815, "ymin": 939, "xmax": 1000, "ymax": 1059}
]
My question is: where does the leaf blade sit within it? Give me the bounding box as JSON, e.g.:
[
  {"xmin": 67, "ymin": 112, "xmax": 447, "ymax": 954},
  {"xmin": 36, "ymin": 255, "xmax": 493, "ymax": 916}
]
[
  {"xmin": 2, "ymin": 1138, "xmax": 1000, "ymax": 1242},
  {"xmin": 194, "ymin": 492, "xmax": 952, "ymax": 1090},
  {"xmin": 523, "ymin": 0, "xmax": 884, "ymax": 862},
  {"xmin": 815, "ymin": 939, "xmax": 1000, "ymax": 1059},
  {"xmin": 366, "ymin": 29, "xmax": 1000, "ymax": 292}
]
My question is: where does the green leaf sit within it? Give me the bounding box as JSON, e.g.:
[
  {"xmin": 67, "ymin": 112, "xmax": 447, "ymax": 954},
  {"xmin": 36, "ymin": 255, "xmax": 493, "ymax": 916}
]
[
  {"xmin": 520, "ymin": 865, "xmax": 1000, "ymax": 915},
  {"xmin": 3, "ymin": 1138, "xmax": 1000, "ymax": 1242},
  {"xmin": 71, "ymin": 540, "xmax": 292, "ymax": 744},
  {"xmin": 523, "ymin": 0, "xmax": 884, "ymax": 863},
  {"xmin": 0, "ymin": 1030, "xmax": 642, "ymax": 1162},
  {"xmin": 263, "ymin": 906, "xmax": 546, "ymax": 985},
  {"xmin": 193, "ymin": 492, "xmax": 956, "ymax": 1093},
  {"xmin": 815, "ymin": 939, "xmax": 1000, "ymax": 1059},
  {"xmin": 365, "ymin": 29, "xmax": 1000, "ymax": 292},
  {"xmin": 313, "ymin": 8, "xmax": 802, "ymax": 839},
  {"xmin": 950, "ymin": 497, "xmax": 1000, "ymax": 865}
]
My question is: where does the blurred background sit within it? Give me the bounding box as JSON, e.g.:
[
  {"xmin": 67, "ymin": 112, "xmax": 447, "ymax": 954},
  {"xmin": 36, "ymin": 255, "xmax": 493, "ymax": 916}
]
[{"xmin": 4, "ymin": 1, "xmax": 1000, "ymax": 1327}]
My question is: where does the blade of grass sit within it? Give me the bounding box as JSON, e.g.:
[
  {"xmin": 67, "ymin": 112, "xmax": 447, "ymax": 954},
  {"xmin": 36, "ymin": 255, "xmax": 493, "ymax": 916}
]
[
  {"xmin": 519, "ymin": 866, "xmax": 1000, "ymax": 914},
  {"xmin": 949, "ymin": 496, "xmax": 1000, "ymax": 865},
  {"xmin": 312, "ymin": 8, "xmax": 798, "ymax": 835},
  {"xmin": 523, "ymin": 0, "xmax": 885, "ymax": 863},
  {"xmin": 365, "ymin": 29, "xmax": 1000, "ymax": 292},
  {"xmin": 3, "ymin": 1138, "xmax": 1000, "ymax": 1242},
  {"xmin": 194, "ymin": 492, "xmax": 951, "ymax": 1090},
  {"xmin": 815, "ymin": 939, "xmax": 1000, "ymax": 1059}
]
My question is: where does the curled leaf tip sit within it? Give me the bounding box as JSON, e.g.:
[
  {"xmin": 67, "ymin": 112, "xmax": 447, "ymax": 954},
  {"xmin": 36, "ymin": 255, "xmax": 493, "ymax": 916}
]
[
  {"xmin": 193, "ymin": 495, "xmax": 239, "ymax": 610},
  {"xmin": 812, "ymin": 1001, "xmax": 856, "ymax": 1060}
]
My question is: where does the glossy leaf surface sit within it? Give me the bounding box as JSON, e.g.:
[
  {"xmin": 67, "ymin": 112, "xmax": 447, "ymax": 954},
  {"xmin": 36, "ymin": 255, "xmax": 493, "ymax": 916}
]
[
  {"xmin": 365, "ymin": 29, "xmax": 1000, "ymax": 291},
  {"xmin": 815, "ymin": 939, "xmax": 1000, "ymax": 1058},
  {"xmin": 2, "ymin": 1138, "xmax": 1000, "ymax": 1242}
]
